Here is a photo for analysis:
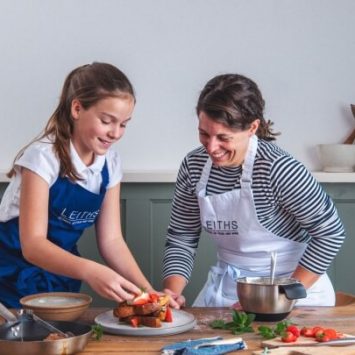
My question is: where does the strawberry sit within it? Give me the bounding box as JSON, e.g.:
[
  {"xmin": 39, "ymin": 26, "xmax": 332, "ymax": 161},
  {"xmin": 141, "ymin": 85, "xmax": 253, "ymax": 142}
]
[
  {"xmin": 149, "ymin": 293, "xmax": 160, "ymax": 303},
  {"xmin": 286, "ymin": 325, "xmax": 300, "ymax": 338},
  {"xmin": 315, "ymin": 328, "xmax": 339, "ymax": 342},
  {"xmin": 281, "ymin": 331, "xmax": 298, "ymax": 343},
  {"xmin": 301, "ymin": 327, "xmax": 314, "ymax": 337},
  {"xmin": 165, "ymin": 307, "xmax": 173, "ymax": 322},
  {"xmin": 323, "ymin": 328, "xmax": 339, "ymax": 340},
  {"xmin": 130, "ymin": 316, "xmax": 140, "ymax": 328},
  {"xmin": 311, "ymin": 326, "xmax": 324, "ymax": 336},
  {"xmin": 315, "ymin": 333, "xmax": 331, "ymax": 342},
  {"xmin": 127, "ymin": 291, "xmax": 150, "ymax": 305}
]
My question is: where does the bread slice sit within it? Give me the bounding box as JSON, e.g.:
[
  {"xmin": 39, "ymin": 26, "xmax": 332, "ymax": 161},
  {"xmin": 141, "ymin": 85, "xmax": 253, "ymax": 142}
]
[
  {"xmin": 134, "ymin": 302, "xmax": 161, "ymax": 315},
  {"xmin": 113, "ymin": 304, "xmax": 135, "ymax": 318},
  {"xmin": 119, "ymin": 315, "xmax": 162, "ymax": 328},
  {"xmin": 113, "ymin": 293, "xmax": 172, "ymax": 328}
]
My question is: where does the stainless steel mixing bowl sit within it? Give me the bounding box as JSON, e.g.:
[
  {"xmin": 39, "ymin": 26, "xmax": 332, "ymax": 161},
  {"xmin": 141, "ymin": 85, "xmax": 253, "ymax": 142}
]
[{"xmin": 237, "ymin": 276, "xmax": 307, "ymax": 321}]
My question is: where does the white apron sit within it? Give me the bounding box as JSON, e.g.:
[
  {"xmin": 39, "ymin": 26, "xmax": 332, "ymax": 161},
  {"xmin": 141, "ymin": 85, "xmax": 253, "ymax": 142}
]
[{"xmin": 193, "ymin": 135, "xmax": 335, "ymax": 307}]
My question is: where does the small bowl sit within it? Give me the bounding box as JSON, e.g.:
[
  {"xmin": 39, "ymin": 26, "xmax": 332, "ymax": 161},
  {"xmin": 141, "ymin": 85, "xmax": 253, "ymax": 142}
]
[
  {"xmin": 317, "ymin": 144, "xmax": 355, "ymax": 172},
  {"xmin": 20, "ymin": 292, "xmax": 92, "ymax": 321}
]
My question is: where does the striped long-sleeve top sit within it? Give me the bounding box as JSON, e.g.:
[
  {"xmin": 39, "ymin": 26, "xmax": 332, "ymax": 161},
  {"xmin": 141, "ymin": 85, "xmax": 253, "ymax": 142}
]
[{"xmin": 162, "ymin": 139, "xmax": 345, "ymax": 282}]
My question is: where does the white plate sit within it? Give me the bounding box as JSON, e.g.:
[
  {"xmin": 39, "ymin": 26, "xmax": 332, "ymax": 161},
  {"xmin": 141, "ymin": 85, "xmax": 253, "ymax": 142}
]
[{"xmin": 95, "ymin": 309, "xmax": 196, "ymax": 336}]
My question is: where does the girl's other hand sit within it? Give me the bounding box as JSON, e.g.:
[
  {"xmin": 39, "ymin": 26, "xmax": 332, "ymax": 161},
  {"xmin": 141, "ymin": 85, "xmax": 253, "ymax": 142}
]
[
  {"xmin": 84, "ymin": 263, "xmax": 141, "ymax": 303},
  {"xmin": 163, "ymin": 288, "xmax": 186, "ymax": 309}
]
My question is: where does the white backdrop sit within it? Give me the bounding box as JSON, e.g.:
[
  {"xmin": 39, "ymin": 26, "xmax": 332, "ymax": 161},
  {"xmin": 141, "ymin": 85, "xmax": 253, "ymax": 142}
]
[{"xmin": 0, "ymin": 0, "xmax": 354, "ymax": 172}]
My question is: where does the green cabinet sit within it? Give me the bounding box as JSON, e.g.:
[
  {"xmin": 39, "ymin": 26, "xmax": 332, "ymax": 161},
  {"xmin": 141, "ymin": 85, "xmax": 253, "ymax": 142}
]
[
  {"xmin": 1, "ymin": 181, "xmax": 354, "ymax": 307},
  {"xmin": 78, "ymin": 182, "xmax": 355, "ymax": 306}
]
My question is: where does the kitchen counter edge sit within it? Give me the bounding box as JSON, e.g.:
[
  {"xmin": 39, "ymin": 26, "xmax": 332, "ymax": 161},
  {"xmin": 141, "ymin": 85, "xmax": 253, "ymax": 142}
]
[{"xmin": 1, "ymin": 170, "xmax": 355, "ymax": 183}]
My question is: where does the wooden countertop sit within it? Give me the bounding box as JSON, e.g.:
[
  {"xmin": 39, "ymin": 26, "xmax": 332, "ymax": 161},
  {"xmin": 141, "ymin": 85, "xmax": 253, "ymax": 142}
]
[{"xmin": 76, "ymin": 294, "xmax": 355, "ymax": 354}]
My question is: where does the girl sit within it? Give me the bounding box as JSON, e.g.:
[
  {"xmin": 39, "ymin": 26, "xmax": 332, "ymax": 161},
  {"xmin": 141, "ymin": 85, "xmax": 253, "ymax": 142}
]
[{"xmin": 0, "ymin": 62, "xmax": 153, "ymax": 308}]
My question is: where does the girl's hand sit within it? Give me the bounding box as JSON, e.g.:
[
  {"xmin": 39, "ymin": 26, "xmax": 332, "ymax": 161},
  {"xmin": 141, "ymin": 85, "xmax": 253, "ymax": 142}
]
[
  {"xmin": 84, "ymin": 263, "xmax": 142, "ymax": 303},
  {"xmin": 163, "ymin": 288, "xmax": 186, "ymax": 309}
]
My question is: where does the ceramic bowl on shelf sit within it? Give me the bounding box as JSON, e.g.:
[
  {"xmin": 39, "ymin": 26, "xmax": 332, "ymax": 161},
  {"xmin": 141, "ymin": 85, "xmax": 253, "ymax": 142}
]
[
  {"xmin": 317, "ymin": 144, "xmax": 355, "ymax": 173},
  {"xmin": 19, "ymin": 292, "xmax": 92, "ymax": 321}
]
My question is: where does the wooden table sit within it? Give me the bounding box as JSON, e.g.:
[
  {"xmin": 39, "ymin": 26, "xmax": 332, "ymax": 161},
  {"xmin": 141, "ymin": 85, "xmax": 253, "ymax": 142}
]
[{"xmin": 77, "ymin": 294, "xmax": 355, "ymax": 354}]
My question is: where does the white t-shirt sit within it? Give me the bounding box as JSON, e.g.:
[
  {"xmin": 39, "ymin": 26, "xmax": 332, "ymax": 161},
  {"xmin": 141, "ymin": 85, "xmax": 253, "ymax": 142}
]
[{"xmin": 0, "ymin": 138, "xmax": 123, "ymax": 222}]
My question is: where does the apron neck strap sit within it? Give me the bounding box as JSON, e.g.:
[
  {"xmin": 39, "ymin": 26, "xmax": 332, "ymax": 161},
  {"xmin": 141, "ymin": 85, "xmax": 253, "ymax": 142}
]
[
  {"xmin": 196, "ymin": 135, "xmax": 258, "ymax": 192},
  {"xmin": 197, "ymin": 157, "xmax": 212, "ymax": 189},
  {"xmin": 241, "ymin": 135, "xmax": 258, "ymax": 185}
]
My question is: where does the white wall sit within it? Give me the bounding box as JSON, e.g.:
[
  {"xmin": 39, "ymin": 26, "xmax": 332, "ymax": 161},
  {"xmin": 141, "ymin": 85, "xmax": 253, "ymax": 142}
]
[{"xmin": 0, "ymin": 0, "xmax": 354, "ymax": 172}]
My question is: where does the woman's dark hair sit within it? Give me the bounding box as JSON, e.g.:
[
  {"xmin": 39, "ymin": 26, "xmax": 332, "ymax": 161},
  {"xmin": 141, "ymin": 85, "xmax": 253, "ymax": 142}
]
[
  {"xmin": 8, "ymin": 62, "xmax": 135, "ymax": 180},
  {"xmin": 196, "ymin": 74, "xmax": 279, "ymax": 141}
]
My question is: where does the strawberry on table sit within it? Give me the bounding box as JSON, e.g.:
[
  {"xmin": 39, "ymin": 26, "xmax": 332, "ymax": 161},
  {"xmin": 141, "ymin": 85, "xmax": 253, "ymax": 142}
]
[
  {"xmin": 300, "ymin": 326, "xmax": 314, "ymax": 337},
  {"xmin": 286, "ymin": 325, "xmax": 300, "ymax": 338},
  {"xmin": 281, "ymin": 331, "xmax": 298, "ymax": 343}
]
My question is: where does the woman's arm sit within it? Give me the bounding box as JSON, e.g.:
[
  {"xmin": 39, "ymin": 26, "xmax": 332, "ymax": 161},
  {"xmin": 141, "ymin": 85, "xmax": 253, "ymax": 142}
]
[
  {"xmin": 95, "ymin": 183, "xmax": 153, "ymax": 292},
  {"xmin": 162, "ymin": 157, "xmax": 203, "ymax": 305},
  {"xmin": 291, "ymin": 265, "xmax": 320, "ymax": 289},
  {"xmin": 19, "ymin": 168, "xmax": 140, "ymax": 302},
  {"xmin": 270, "ymin": 156, "xmax": 345, "ymax": 286}
]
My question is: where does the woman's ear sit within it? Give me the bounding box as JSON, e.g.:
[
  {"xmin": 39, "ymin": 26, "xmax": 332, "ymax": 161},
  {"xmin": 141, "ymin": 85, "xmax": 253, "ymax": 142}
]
[
  {"xmin": 71, "ymin": 99, "xmax": 82, "ymax": 120},
  {"xmin": 249, "ymin": 119, "xmax": 260, "ymax": 136}
]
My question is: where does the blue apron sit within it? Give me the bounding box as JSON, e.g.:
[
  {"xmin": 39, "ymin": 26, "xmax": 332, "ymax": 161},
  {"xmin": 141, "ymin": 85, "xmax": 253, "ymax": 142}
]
[{"xmin": 0, "ymin": 161, "xmax": 109, "ymax": 308}]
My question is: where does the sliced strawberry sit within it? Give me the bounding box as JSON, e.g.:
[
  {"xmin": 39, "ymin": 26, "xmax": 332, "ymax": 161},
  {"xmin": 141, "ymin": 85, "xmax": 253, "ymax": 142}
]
[
  {"xmin": 127, "ymin": 291, "xmax": 150, "ymax": 305},
  {"xmin": 165, "ymin": 307, "xmax": 173, "ymax": 322},
  {"xmin": 301, "ymin": 327, "xmax": 314, "ymax": 337},
  {"xmin": 281, "ymin": 331, "xmax": 297, "ymax": 343},
  {"xmin": 311, "ymin": 326, "xmax": 324, "ymax": 336},
  {"xmin": 130, "ymin": 316, "xmax": 140, "ymax": 328},
  {"xmin": 315, "ymin": 333, "xmax": 331, "ymax": 342},
  {"xmin": 286, "ymin": 325, "xmax": 300, "ymax": 338},
  {"xmin": 149, "ymin": 293, "xmax": 160, "ymax": 303},
  {"xmin": 323, "ymin": 328, "xmax": 339, "ymax": 340}
]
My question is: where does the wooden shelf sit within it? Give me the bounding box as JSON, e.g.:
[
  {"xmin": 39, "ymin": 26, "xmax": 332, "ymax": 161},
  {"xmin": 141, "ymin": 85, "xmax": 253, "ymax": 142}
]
[{"xmin": 312, "ymin": 172, "xmax": 355, "ymax": 183}]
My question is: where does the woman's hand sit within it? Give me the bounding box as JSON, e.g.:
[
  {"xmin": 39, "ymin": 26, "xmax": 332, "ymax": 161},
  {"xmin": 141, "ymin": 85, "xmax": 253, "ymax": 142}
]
[
  {"xmin": 163, "ymin": 288, "xmax": 186, "ymax": 309},
  {"xmin": 231, "ymin": 301, "xmax": 242, "ymax": 310},
  {"xmin": 83, "ymin": 263, "xmax": 142, "ymax": 303}
]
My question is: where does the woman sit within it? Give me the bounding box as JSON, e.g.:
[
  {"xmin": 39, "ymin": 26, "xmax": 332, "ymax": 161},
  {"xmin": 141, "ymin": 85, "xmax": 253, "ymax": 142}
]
[
  {"xmin": 163, "ymin": 74, "xmax": 345, "ymax": 307},
  {"xmin": 0, "ymin": 62, "xmax": 154, "ymax": 307}
]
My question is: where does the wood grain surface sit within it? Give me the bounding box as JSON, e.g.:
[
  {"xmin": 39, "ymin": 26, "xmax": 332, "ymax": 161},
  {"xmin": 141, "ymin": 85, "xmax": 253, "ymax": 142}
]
[
  {"xmin": 69, "ymin": 292, "xmax": 355, "ymax": 354},
  {"xmin": 3, "ymin": 292, "xmax": 354, "ymax": 354}
]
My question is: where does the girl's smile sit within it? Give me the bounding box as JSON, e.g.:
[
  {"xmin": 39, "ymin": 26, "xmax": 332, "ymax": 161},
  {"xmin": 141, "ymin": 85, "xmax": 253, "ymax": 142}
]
[{"xmin": 71, "ymin": 96, "xmax": 135, "ymax": 166}]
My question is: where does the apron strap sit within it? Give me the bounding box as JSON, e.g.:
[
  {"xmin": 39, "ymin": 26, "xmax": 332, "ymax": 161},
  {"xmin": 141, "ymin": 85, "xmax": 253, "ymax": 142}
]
[{"xmin": 241, "ymin": 135, "xmax": 258, "ymax": 187}]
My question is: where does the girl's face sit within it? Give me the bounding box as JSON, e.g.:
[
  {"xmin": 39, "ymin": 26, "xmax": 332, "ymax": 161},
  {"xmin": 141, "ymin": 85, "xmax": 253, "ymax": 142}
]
[
  {"xmin": 71, "ymin": 96, "xmax": 134, "ymax": 165},
  {"xmin": 198, "ymin": 111, "xmax": 259, "ymax": 167}
]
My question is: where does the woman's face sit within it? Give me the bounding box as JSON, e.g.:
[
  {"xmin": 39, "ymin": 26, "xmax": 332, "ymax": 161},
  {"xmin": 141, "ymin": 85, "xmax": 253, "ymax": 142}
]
[
  {"xmin": 71, "ymin": 96, "xmax": 134, "ymax": 165},
  {"xmin": 198, "ymin": 111, "xmax": 259, "ymax": 167}
]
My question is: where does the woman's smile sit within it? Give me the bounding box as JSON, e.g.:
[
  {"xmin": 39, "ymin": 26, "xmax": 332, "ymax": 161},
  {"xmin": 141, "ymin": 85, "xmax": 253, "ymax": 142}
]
[{"xmin": 198, "ymin": 111, "xmax": 255, "ymax": 167}]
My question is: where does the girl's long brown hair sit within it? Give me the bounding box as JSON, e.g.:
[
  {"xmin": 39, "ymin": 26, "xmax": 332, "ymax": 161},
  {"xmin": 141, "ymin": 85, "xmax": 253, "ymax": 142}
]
[
  {"xmin": 196, "ymin": 74, "xmax": 280, "ymax": 141},
  {"xmin": 8, "ymin": 62, "xmax": 135, "ymax": 181}
]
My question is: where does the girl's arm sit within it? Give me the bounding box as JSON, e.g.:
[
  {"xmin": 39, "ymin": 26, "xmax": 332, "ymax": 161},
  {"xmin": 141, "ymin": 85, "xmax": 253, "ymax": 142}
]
[
  {"xmin": 19, "ymin": 168, "xmax": 141, "ymax": 302},
  {"xmin": 95, "ymin": 183, "xmax": 154, "ymax": 292}
]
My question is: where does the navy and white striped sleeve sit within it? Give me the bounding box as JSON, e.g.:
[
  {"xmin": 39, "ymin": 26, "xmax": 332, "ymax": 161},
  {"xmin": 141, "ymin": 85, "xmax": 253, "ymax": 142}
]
[
  {"xmin": 270, "ymin": 156, "xmax": 345, "ymax": 274},
  {"xmin": 162, "ymin": 157, "xmax": 202, "ymax": 282}
]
